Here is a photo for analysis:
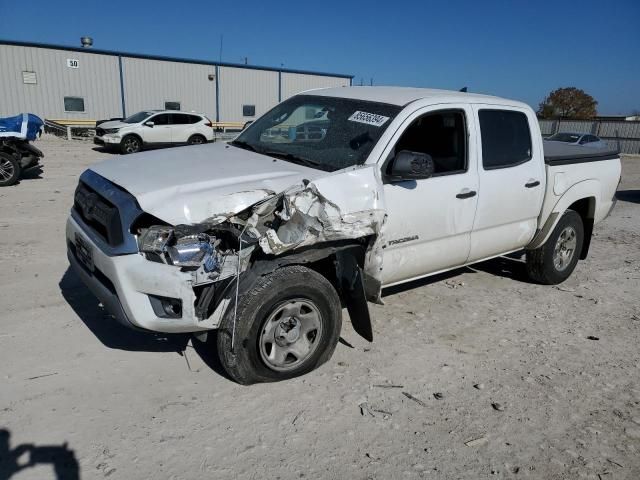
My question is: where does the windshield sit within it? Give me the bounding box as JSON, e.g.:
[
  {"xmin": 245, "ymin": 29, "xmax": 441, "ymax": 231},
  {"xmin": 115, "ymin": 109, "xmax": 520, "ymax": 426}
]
[
  {"xmin": 232, "ymin": 95, "xmax": 402, "ymax": 171},
  {"xmin": 123, "ymin": 111, "xmax": 155, "ymax": 124},
  {"xmin": 547, "ymin": 133, "xmax": 581, "ymax": 143}
]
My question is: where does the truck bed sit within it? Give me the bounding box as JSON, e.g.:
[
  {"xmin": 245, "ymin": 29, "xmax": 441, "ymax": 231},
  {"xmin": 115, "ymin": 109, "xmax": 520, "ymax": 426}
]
[{"xmin": 543, "ymin": 142, "xmax": 619, "ymax": 166}]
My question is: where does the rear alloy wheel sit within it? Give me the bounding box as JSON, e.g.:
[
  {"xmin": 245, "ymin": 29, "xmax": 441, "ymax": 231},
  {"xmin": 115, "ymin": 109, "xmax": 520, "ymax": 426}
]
[
  {"xmin": 120, "ymin": 135, "xmax": 142, "ymax": 154},
  {"xmin": 188, "ymin": 135, "xmax": 206, "ymax": 145},
  {"xmin": 0, "ymin": 152, "xmax": 21, "ymax": 187}
]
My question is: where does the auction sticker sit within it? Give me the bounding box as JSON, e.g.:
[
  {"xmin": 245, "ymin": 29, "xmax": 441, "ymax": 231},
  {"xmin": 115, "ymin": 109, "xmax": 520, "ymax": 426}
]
[{"xmin": 348, "ymin": 111, "xmax": 390, "ymax": 127}]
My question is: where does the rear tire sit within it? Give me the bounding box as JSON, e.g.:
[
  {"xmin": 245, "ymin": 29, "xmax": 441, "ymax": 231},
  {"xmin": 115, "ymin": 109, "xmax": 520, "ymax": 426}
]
[
  {"xmin": 120, "ymin": 135, "xmax": 142, "ymax": 154},
  {"xmin": 0, "ymin": 152, "xmax": 21, "ymax": 187},
  {"xmin": 526, "ymin": 210, "xmax": 584, "ymax": 285},
  {"xmin": 217, "ymin": 265, "xmax": 342, "ymax": 385},
  {"xmin": 188, "ymin": 134, "xmax": 206, "ymax": 145}
]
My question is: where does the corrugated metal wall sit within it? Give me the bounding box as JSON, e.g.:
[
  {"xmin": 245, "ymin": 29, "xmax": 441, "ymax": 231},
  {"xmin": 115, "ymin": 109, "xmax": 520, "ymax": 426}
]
[
  {"xmin": 217, "ymin": 66, "xmax": 278, "ymax": 123},
  {"xmin": 281, "ymin": 73, "xmax": 349, "ymax": 100},
  {"xmin": 0, "ymin": 43, "xmax": 352, "ymax": 123},
  {"xmin": 0, "ymin": 44, "xmax": 121, "ymax": 120},
  {"xmin": 121, "ymin": 57, "xmax": 217, "ymax": 120},
  {"xmin": 539, "ymin": 119, "xmax": 640, "ymax": 154}
]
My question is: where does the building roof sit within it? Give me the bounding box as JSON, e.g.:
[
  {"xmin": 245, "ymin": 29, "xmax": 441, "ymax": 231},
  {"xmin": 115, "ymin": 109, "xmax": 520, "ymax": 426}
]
[
  {"xmin": 306, "ymin": 86, "xmax": 528, "ymax": 108},
  {"xmin": 0, "ymin": 39, "xmax": 353, "ymax": 79}
]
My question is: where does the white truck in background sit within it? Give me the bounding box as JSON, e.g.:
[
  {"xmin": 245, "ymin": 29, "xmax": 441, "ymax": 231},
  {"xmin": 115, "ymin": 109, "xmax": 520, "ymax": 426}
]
[{"xmin": 66, "ymin": 87, "xmax": 621, "ymax": 384}]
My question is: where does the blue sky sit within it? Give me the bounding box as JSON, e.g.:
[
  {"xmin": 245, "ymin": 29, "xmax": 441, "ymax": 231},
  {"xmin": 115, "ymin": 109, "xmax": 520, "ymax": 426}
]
[{"xmin": 1, "ymin": 0, "xmax": 639, "ymax": 114}]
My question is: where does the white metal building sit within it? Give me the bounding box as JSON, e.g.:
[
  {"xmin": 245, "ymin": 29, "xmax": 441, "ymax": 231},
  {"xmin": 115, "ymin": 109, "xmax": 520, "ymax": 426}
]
[{"xmin": 0, "ymin": 40, "xmax": 353, "ymax": 123}]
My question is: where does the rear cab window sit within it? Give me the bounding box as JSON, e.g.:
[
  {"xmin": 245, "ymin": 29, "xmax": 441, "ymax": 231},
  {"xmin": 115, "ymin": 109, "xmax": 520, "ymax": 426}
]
[{"xmin": 478, "ymin": 109, "xmax": 532, "ymax": 169}]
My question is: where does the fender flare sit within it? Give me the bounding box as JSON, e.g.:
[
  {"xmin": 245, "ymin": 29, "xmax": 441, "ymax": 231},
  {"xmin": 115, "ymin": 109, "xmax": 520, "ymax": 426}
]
[{"xmin": 528, "ymin": 179, "xmax": 599, "ymax": 250}]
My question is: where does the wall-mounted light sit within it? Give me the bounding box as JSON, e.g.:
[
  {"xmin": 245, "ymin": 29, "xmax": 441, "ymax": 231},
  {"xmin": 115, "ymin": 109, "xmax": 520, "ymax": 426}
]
[{"xmin": 208, "ymin": 74, "xmax": 215, "ymax": 81}]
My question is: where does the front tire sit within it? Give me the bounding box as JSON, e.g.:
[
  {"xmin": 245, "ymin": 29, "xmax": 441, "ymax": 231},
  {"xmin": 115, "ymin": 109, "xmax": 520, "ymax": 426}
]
[
  {"xmin": 217, "ymin": 265, "xmax": 342, "ymax": 385},
  {"xmin": 120, "ymin": 135, "xmax": 142, "ymax": 154},
  {"xmin": 526, "ymin": 210, "xmax": 584, "ymax": 285},
  {"xmin": 0, "ymin": 152, "xmax": 21, "ymax": 187}
]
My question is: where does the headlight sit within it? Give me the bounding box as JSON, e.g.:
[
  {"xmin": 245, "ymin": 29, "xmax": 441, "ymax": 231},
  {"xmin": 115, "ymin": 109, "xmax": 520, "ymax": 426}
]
[
  {"xmin": 139, "ymin": 227, "xmax": 218, "ymax": 271},
  {"xmin": 139, "ymin": 226, "xmax": 174, "ymax": 253},
  {"xmin": 104, "ymin": 128, "xmax": 120, "ymax": 134},
  {"xmin": 167, "ymin": 234, "xmax": 215, "ymax": 268}
]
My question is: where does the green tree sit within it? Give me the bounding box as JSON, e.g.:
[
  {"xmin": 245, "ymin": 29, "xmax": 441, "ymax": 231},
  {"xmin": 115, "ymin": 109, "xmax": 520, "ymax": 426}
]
[{"xmin": 538, "ymin": 87, "xmax": 598, "ymax": 119}]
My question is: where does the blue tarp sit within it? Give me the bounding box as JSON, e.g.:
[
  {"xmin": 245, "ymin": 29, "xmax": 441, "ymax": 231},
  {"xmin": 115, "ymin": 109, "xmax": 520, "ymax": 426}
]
[{"xmin": 0, "ymin": 114, "xmax": 44, "ymax": 141}]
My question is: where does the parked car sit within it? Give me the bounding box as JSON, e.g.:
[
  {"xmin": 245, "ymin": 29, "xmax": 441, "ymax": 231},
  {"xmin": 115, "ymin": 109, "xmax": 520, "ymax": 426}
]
[
  {"xmin": 94, "ymin": 110, "xmax": 214, "ymax": 154},
  {"xmin": 0, "ymin": 113, "xmax": 44, "ymax": 187},
  {"xmin": 544, "ymin": 132, "xmax": 608, "ymax": 148},
  {"xmin": 68, "ymin": 87, "xmax": 621, "ymax": 384}
]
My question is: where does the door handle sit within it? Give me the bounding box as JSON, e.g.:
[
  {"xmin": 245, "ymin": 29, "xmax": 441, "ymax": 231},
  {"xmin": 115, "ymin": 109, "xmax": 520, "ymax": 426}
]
[
  {"xmin": 456, "ymin": 190, "xmax": 477, "ymax": 199},
  {"xmin": 525, "ymin": 180, "xmax": 540, "ymax": 188}
]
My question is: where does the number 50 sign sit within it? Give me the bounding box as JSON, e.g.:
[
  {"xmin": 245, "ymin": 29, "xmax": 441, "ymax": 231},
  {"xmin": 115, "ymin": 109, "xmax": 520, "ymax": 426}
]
[{"xmin": 67, "ymin": 59, "xmax": 79, "ymax": 68}]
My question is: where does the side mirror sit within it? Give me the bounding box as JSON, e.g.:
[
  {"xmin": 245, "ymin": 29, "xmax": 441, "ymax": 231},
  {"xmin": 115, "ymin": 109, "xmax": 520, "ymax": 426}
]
[
  {"xmin": 144, "ymin": 121, "xmax": 155, "ymax": 128},
  {"xmin": 388, "ymin": 150, "xmax": 434, "ymax": 182}
]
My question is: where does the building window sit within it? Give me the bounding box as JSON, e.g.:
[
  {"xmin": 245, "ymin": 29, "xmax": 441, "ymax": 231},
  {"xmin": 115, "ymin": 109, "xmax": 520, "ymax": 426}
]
[
  {"xmin": 22, "ymin": 71, "xmax": 37, "ymax": 84},
  {"xmin": 64, "ymin": 96, "xmax": 85, "ymax": 112},
  {"xmin": 165, "ymin": 101, "xmax": 181, "ymax": 111},
  {"xmin": 243, "ymin": 105, "xmax": 256, "ymax": 117}
]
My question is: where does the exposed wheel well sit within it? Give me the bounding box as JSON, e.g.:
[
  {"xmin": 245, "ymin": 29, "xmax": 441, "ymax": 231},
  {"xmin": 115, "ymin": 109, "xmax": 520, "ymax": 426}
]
[
  {"xmin": 245, "ymin": 241, "xmax": 374, "ymax": 341},
  {"xmin": 567, "ymin": 197, "xmax": 595, "ymax": 259},
  {"xmin": 121, "ymin": 133, "xmax": 142, "ymax": 143}
]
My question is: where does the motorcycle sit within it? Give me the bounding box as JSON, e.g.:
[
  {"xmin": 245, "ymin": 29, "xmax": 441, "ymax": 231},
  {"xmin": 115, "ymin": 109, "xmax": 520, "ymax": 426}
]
[{"xmin": 0, "ymin": 113, "xmax": 45, "ymax": 187}]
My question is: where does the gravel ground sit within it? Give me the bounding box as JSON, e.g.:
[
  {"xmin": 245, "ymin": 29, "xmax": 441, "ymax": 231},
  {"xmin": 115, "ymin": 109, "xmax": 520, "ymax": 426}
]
[{"xmin": 1, "ymin": 136, "xmax": 639, "ymax": 480}]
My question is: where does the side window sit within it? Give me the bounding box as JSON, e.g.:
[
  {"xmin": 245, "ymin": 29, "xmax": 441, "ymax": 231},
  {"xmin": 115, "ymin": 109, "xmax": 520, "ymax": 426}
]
[
  {"xmin": 64, "ymin": 96, "xmax": 85, "ymax": 112},
  {"xmin": 189, "ymin": 115, "xmax": 203, "ymax": 124},
  {"xmin": 169, "ymin": 114, "xmax": 190, "ymax": 125},
  {"xmin": 479, "ymin": 110, "xmax": 532, "ymax": 169},
  {"xmin": 150, "ymin": 114, "xmax": 170, "ymax": 125},
  {"xmin": 392, "ymin": 110, "xmax": 467, "ymax": 176}
]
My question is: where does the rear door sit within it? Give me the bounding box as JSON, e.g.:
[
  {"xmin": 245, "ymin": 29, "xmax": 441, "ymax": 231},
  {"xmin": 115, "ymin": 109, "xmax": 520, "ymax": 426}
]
[
  {"xmin": 169, "ymin": 113, "xmax": 194, "ymax": 143},
  {"xmin": 467, "ymin": 106, "xmax": 545, "ymax": 261}
]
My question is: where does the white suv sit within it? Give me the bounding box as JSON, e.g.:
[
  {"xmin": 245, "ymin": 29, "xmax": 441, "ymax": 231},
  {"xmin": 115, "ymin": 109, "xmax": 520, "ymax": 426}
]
[{"xmin": 94, "ymin": 110, "xmax": 214, "ymax": 154}]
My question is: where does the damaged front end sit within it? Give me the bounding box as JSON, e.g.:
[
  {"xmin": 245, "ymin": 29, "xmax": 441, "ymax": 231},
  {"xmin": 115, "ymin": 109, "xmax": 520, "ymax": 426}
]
[{"xmin": 135, "ymin": 177, "xmax": 387, "ymax": 339}]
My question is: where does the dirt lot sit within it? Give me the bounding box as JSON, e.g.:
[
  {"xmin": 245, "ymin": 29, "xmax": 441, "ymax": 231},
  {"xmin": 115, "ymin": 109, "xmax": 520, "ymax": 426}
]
[{"xmin": 1, "ymin": 136, "xmax": 639, "ymax": 480}]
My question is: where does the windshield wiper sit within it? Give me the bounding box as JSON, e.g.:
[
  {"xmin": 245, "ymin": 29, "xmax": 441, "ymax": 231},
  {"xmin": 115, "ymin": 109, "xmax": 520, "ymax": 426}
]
[
  {"xmin": 230, "ymin": 140, "xmax": 256, "ymax": 152},
  {"xmin": 261, "ymin": 150, "xmax": 323, "ymax": 170}
]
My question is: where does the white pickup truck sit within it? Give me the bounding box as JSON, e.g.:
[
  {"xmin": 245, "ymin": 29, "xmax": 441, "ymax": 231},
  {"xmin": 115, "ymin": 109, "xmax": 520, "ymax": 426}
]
[{"xmin": 66, "ymin": 87, "xmax": 621, "ymax": 384}]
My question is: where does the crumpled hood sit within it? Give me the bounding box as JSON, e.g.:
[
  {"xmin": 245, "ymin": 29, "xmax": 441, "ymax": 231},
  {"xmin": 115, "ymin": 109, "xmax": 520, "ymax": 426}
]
[{"xmin": 89, "ymin": 142, "xmax": 322, "ymax": 224}]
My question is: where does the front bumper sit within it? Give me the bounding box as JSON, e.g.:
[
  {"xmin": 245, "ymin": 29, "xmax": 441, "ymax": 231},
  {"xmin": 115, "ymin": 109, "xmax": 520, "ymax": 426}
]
[
  {"xmin": 93, "ymin": 135, "xmax": 121, "ymax": 145},
  {"xmin": 66, "ymin": 215, "xmax": 207, "ymax": 333}
]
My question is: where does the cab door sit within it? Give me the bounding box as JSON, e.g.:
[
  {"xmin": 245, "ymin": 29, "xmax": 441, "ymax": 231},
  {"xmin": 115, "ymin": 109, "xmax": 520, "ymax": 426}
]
[
  {"xmin": 141, "ymin": 113, "xmax": 172, "ymax": 144},
  {"xmin": 380, "ymin": 105, "xmax": 479, "ymax": 286},
  {"xmin": 467, "ymin": 106, "xmax": 545, "ymax": 261}
]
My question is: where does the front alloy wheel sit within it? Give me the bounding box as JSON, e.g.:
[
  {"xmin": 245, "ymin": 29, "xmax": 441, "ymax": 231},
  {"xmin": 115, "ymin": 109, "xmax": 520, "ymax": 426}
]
[{"xmin": 121, "ymin": 136, "xmax": 142, "ymax": 154}]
